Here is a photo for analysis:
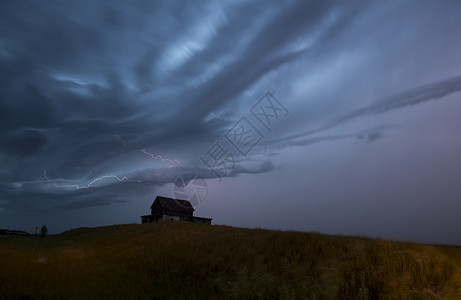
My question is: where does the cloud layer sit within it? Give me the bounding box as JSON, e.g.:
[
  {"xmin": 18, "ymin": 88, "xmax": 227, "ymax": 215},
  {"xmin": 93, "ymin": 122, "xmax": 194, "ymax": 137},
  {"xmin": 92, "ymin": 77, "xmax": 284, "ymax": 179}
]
[{"xmin": 1, "ymin": 0, "xmax": 461, "ymax": 244}]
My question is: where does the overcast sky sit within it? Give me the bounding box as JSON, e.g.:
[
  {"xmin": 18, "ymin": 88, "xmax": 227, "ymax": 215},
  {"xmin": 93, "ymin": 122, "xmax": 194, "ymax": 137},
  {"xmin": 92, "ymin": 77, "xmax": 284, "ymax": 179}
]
[{"xmin": 1, "ymin": 0, "xmax": 461, "ymax": 244}]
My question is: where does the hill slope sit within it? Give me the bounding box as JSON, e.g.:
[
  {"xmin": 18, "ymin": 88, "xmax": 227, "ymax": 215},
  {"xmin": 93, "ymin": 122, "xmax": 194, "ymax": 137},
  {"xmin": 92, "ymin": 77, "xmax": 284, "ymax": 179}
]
[{"xmin": 0, "ymin": 222, "xmax": 460, "ymax": 299}]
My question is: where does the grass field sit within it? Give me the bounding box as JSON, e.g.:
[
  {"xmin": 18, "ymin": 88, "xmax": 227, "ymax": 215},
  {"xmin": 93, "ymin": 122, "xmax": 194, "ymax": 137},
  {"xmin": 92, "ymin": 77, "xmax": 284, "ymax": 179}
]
[{"xmin": 1, "ymin": 222, "xmax": 460, "ymax": 299}]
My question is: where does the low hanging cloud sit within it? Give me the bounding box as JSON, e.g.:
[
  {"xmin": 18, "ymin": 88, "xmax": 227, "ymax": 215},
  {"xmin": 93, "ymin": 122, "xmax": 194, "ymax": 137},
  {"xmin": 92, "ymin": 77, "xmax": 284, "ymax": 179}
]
[
  {"xmin": 0, "ymin": 158, "xmax": 276, "ymax": 212},
  {"xmin": 55, "ymin": 197, "xmax": 129, "ymax": 210},
  {"xmin": 271, "ymin": 74, "xmax": 461, "ymax": 146}
]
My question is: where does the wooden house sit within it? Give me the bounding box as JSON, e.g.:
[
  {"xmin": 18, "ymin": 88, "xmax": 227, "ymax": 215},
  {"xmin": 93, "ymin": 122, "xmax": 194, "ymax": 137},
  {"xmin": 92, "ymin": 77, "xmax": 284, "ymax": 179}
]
[{"xmin": 140, "ymin": 196, "xmax": 212, "ymax": 224}]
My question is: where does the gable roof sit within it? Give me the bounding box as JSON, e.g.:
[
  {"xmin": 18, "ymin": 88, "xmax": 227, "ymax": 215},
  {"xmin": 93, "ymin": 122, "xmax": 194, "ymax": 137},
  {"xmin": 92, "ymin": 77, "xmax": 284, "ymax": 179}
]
[{"xmin": 150, "ymin": 196, "xmax": 194, "ymax": 212}]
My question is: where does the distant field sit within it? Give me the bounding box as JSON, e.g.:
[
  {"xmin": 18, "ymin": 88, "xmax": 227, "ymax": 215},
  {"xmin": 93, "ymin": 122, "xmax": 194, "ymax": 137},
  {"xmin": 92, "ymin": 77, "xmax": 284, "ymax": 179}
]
[{"xmin": 1, "ymin": 222, "xmax": 460, "ymax": 299}]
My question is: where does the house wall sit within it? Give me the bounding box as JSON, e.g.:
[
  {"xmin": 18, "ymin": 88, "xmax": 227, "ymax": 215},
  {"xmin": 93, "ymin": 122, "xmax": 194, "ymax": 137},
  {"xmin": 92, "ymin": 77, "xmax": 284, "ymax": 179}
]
[
  {"xmin": 151, "ymin": 201, "xmax": 193, "ymax": 217},
  {"xmin": 141, "ymin": 215, "xmax": 211, "ymax": 224},
  {"xmin": 162, "ymin": 214, "xmax": 180, "ymax": 221}
]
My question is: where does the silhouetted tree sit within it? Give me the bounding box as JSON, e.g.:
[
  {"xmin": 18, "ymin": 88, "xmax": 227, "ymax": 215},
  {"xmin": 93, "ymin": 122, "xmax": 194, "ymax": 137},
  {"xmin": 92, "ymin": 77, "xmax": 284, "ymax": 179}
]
[{"xmin": 40, "ymin": 225, "xmax": 48, "ymax": 238}]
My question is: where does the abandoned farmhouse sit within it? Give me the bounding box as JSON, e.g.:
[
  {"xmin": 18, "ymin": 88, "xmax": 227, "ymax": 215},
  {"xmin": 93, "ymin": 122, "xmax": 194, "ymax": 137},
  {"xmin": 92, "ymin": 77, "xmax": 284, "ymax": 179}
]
[{"xmin": 140, "ymin": 196, "xmax": 212, "ymax": 224}]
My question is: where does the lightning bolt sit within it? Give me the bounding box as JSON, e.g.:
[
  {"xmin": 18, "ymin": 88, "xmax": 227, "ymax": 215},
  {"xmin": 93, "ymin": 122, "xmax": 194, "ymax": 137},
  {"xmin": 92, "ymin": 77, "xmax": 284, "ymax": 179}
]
[
  {"xmin": 140, "ymin": 149, "xmax": 181, "ymax": 164},
  {"xmin": 44, "ymin": 170, "xmax": 128, "ymax": 189}
]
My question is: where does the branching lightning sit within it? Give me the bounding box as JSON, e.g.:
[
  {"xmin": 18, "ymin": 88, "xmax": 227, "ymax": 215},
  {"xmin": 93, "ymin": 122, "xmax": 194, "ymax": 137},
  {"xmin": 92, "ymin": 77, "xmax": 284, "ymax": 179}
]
[
  {"xmin": 44, "ymin": 170, "xmax": 128, "ymax": 189},
  {"xmin": 140, "ymin": 149, "xmax": 181, "ymax": 164},
  {"xmin": 43, "ymin": 138, "xmax": 179, "ymax": 190}
]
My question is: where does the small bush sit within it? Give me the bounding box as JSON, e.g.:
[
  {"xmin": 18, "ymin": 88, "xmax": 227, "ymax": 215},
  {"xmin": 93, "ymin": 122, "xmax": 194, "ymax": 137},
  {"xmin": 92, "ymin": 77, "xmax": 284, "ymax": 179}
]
[{"xmin": 40, "ymin": 225, "xmax": 48, "ymax": 238}]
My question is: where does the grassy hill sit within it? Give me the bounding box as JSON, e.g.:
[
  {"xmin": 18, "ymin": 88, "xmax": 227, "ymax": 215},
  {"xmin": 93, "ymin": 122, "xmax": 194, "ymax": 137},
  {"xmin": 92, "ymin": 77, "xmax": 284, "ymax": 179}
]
[{"xmin": 1, "ymin": 222, "xmax": 460, "ymax": 299}]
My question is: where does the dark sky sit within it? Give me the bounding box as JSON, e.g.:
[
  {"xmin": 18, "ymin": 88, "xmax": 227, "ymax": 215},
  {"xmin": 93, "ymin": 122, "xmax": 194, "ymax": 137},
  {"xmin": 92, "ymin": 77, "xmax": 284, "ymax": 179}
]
[{"xmin": 1, "ymin": 0, "xmax": 461, "ymax": 244}]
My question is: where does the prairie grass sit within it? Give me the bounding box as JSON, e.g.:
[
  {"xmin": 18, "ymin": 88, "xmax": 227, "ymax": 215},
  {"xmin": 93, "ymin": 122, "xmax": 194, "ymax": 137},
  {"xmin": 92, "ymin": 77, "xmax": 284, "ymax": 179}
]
[{"xmin": 0, "ymin": 222, "xmax": 460, "ymax": 299}]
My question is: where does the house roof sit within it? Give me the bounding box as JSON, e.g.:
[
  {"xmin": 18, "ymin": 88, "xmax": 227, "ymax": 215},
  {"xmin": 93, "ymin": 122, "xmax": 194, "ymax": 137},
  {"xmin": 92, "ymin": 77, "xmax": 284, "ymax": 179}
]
[{"xmin": 150, "ymin": 196, "xmax": 195, "ymax": 212}]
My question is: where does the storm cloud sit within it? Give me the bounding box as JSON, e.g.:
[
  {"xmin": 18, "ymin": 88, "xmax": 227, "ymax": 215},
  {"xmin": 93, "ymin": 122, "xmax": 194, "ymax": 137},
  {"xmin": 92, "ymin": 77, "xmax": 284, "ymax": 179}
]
[{"xmin": 1, "ymin": 0, "xmax": 461, "ymax": 245}]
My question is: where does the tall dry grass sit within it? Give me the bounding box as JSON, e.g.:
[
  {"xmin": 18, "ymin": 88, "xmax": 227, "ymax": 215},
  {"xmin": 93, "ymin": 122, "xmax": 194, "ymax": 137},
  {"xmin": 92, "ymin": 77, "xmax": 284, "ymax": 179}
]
[{"xmin": 0, "ymin": 222, "xmax": 460, "ymax": 299}]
